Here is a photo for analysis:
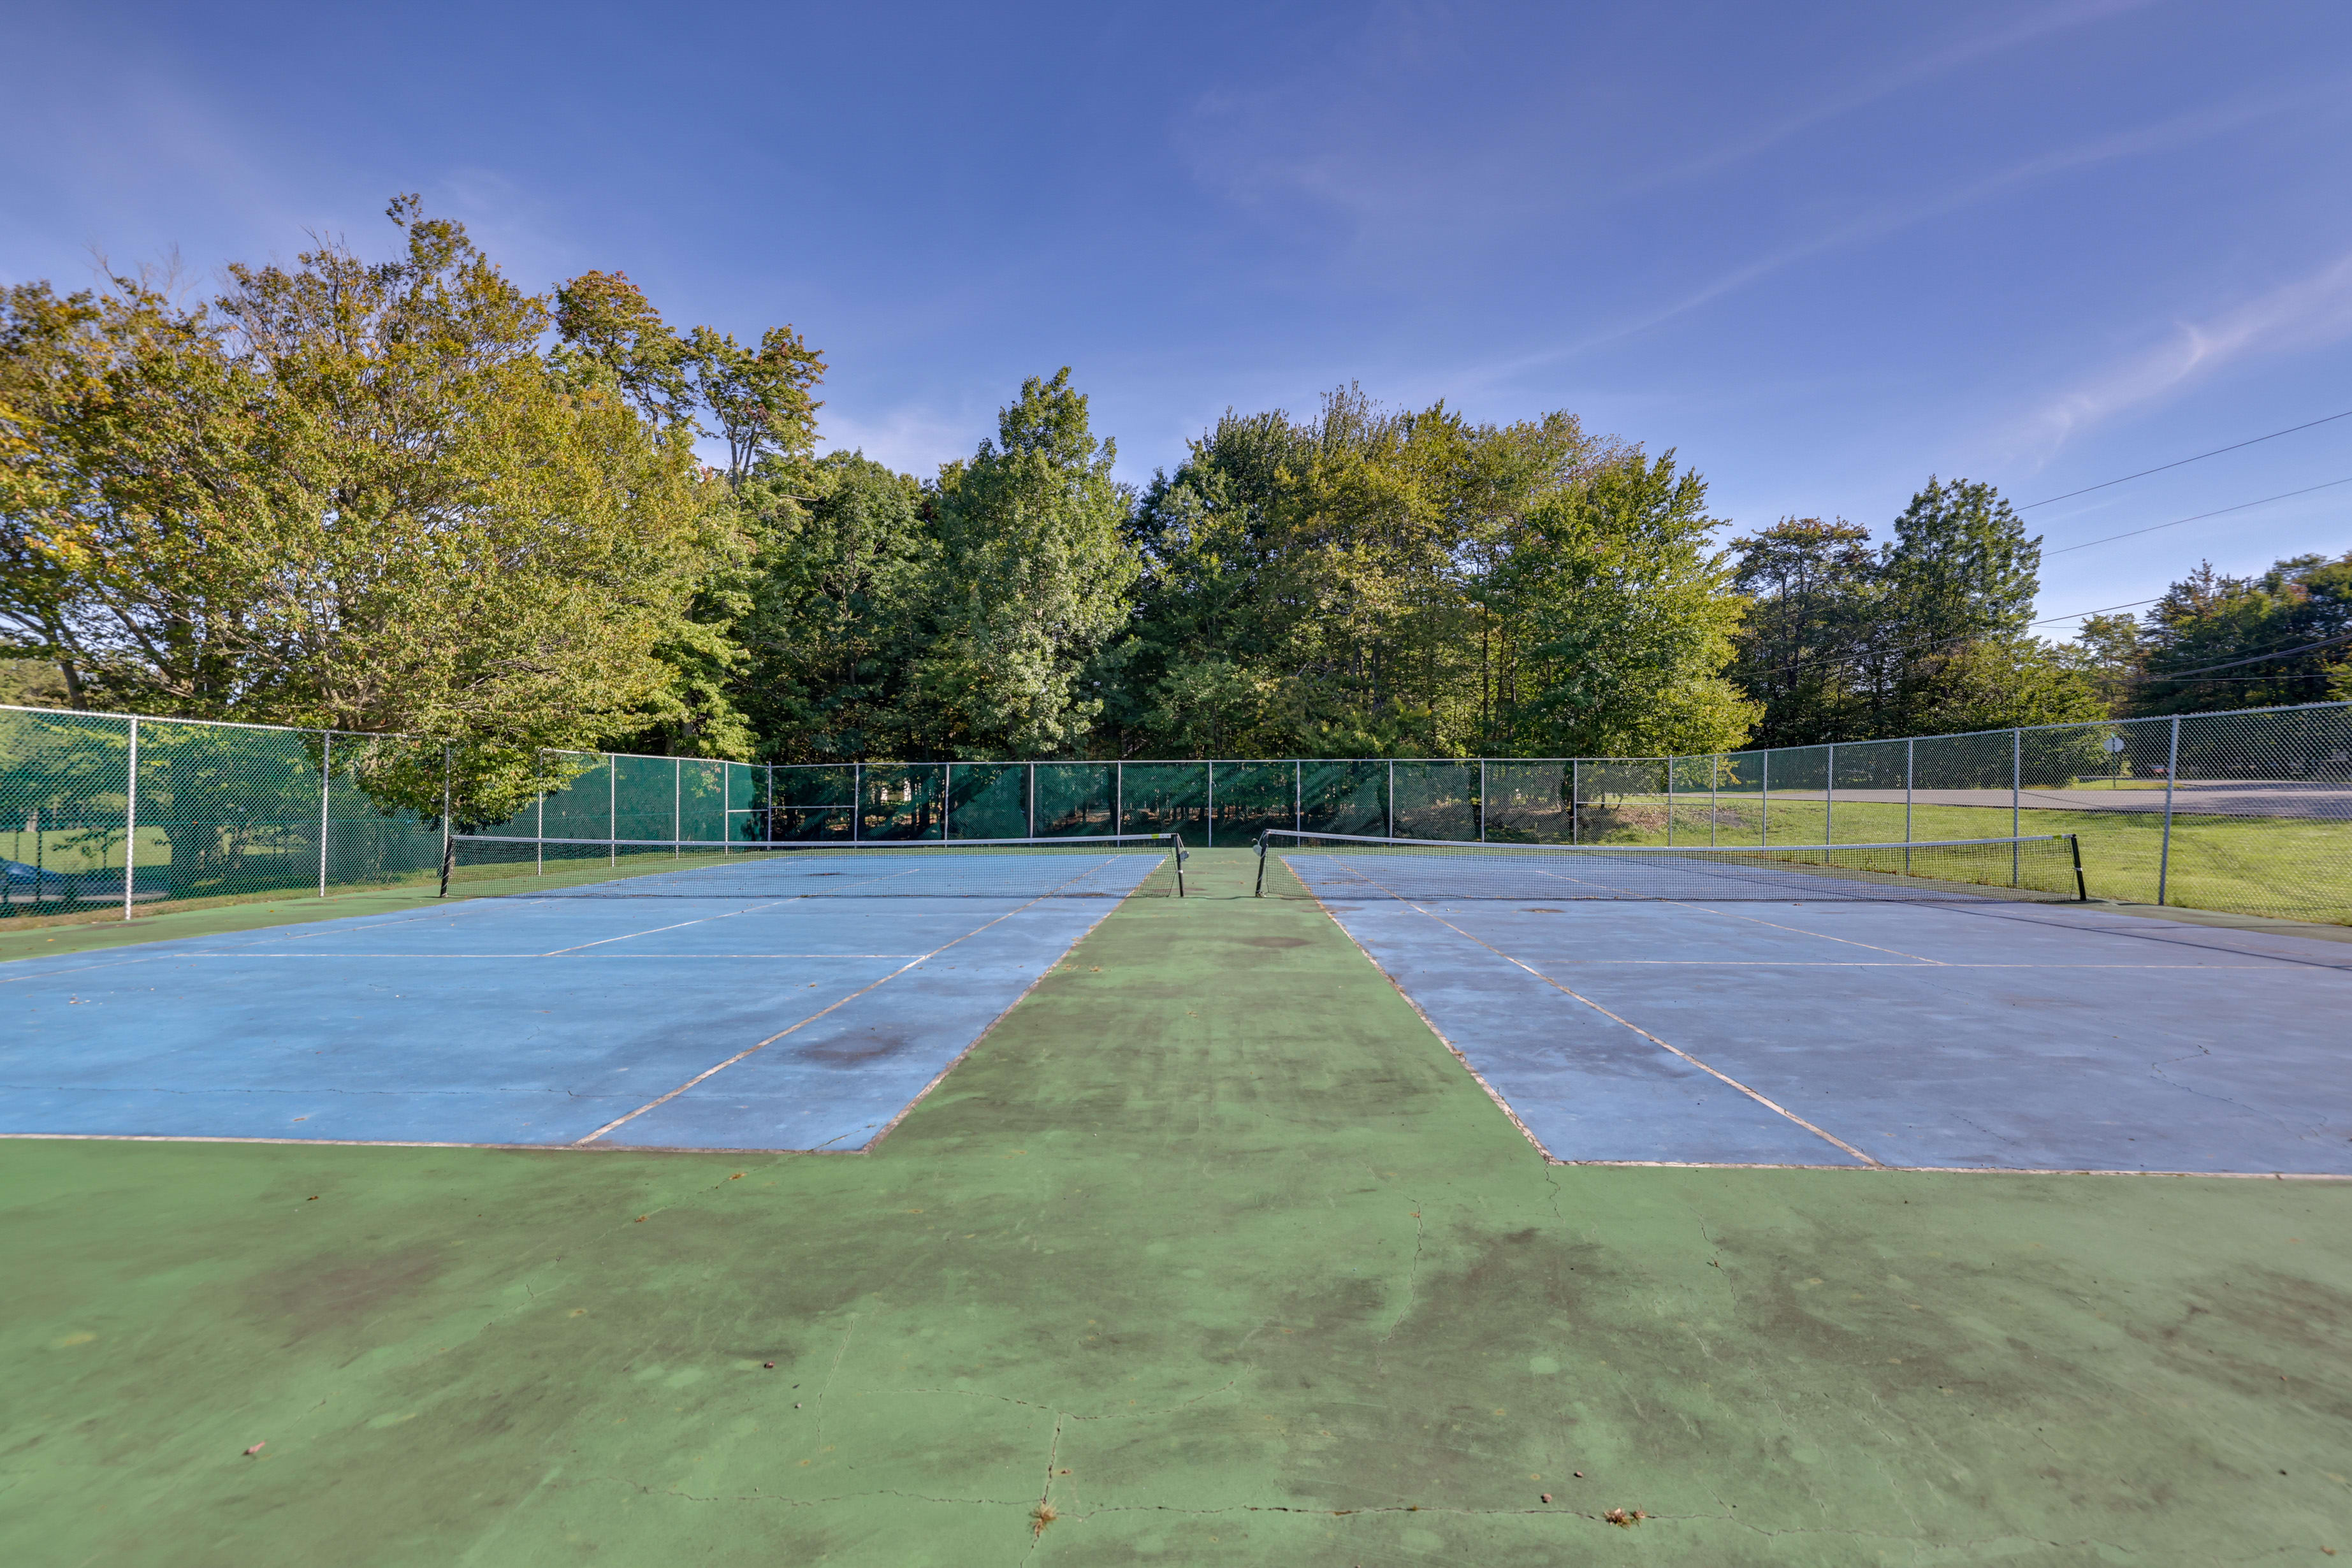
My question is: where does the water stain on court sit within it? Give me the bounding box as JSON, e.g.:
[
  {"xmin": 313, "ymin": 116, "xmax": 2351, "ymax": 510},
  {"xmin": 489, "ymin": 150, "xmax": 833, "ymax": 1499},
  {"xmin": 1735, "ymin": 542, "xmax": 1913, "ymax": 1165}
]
[{"xmin": 803, "ymin": 1031, "xmax": 915, "ymax": 1067}]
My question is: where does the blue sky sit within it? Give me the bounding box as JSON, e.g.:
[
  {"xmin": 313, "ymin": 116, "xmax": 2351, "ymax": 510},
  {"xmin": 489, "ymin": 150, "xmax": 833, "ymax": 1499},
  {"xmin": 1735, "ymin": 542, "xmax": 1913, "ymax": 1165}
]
[{"xmin": 6, "ymin": 1, "xmax": 2350, "ymax": 636}]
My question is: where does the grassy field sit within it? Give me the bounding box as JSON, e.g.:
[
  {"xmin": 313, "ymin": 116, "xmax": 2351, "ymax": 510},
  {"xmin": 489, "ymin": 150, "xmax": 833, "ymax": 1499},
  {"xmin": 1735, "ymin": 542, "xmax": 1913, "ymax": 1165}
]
[
  {"xmin": 4, "ymin": 848, "xmax": 2349, "ymax": 1565},
  {"xmin": 1583, "ymin": 797, "xmax": 2352, "ymax": 926}
]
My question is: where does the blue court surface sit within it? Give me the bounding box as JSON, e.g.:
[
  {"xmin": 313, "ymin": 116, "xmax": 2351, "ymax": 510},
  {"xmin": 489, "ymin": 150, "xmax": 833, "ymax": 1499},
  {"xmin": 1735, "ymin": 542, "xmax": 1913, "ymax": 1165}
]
[
  {"xmin": 1286, "ymin": 855, "xmax": 2352, "ymax": 1175},
  {"xmin": 0, "ymin": 852, "xmax": 1157, "ymax": 1152}
]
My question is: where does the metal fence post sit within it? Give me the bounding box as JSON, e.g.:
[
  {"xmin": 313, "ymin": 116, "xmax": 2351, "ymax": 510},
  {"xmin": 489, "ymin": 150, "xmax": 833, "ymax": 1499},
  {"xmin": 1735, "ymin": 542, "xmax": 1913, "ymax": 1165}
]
[
  {"xmin": 1115, "ymin": 761, "xmax": 1123, "ymax": 836},
  {"xmin": 1295, "ymin": 759, "xmax": 1302, "ymax": 832},
  {"xmin": 2011, "ymin": 728, "xmax": 2022, "ymax": 887},
  {"xmin": 766, "ymin": 761, "xmax": 775, "ymax": 843},
  {"xmin": 1666, "ymin": 755, "xmax": 1675, "ymax": 846},
  {"xmin": 439, "ymin": 743, "xmax": 454, "ymax": 896},
  {"xmin": 1825, "ymin": 741, "xmax": 1835, "ymax": 848},
  {"xmin": 1385, "ymin": 759, "xmax": 1393, "ymax": 839},
  {"xmin": 536, "ymin": 752, "xmax": 544, "ymax": 876},
  {"xmin": 1207, "ymin": 760, "xmax": 1216, "ymax": 848},
  {"xmin": 122, "ymin": 715, "xmax": 138, "ymax": 920},
  {"xmin": 317, "ymin": 732, "xmax": 331, "ymax": 897},
  {"xmin": 1904, "ymin": 737, "xmax": 1914, "ymax": 875},
  {"xmin": 1027, "ymin": 761, "xmax": 1036, "ymax": 838},
  {"xmin": 607, "ymin": 753, "xmax": 616, "ymax": 867},
  {"xmin": 2158, "ymin": 715, "xmax": 2180, "ymax": 904},
  {"xmin": 852, "ymin": 762, "xmax": 862, "ymax": 842},
  {"xmin": 1477, "ymin": 759, "xmax": 1486, "ymax": 841},
  {"xmin": 1760, "ymin": 750, "xmax": 1770, "ymax": 847},
  {"xmin": 1710, "ymin": 754, "xmax": 1718, "ymax": 846},
  {"xmin": 674, "ymin": 756, "xmax": 682, "ymax": 857}
]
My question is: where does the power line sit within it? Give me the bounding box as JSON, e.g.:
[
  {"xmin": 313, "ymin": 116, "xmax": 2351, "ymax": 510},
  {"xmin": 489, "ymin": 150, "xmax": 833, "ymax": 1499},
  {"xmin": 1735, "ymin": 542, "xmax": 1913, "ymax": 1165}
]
[
  {"xmin": 2042, "ymin": 475, "xmax": 2352, "ymax": 555},
  {"xmin": 2028, "ymin": 595, "xmax": 2160, "ymax": 626},
  {"xmin": 2019, "ymin": 409, "xmax": 2352, "ymax": 509},
  {"xmin": 2138, "ymin": 628, "xmax": 2352, "ymax": 683}
]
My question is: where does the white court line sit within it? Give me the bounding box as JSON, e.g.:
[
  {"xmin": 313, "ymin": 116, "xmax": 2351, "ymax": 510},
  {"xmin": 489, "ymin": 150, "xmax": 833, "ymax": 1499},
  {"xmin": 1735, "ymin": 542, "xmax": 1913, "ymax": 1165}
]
[
  {"xmin": 574, "ymin": 857, "xmax": 1143, "ymax": 1145},
  {"xmin": 120, "ymin": 951, "xmax": 929, "ymax": 961},
  {"xmin": 1294, "ymin": 858, "xmax": 1882, "ymax": 1167}
]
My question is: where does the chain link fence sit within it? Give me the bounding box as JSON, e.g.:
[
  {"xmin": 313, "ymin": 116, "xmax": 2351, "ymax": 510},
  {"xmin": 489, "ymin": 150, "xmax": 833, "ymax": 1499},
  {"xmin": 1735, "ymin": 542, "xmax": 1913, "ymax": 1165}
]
[{"xmin": 8, "ymin": 699, "xmax": 2347, "ymax": 924}]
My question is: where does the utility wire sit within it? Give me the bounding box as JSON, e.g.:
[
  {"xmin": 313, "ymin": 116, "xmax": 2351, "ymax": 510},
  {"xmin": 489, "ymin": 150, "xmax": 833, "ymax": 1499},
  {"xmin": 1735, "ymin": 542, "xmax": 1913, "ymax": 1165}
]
[
  {"xmin": 2137, "ymin": 628, "xmax": 2352, "ymax": 683},
  {"xmin": 2019, "ymin": 409, "xmax": 2352, "ymax": 509},
  {"xmin": 2042, "ymin": 475, "xmax": 2352, "ymax": 555}
]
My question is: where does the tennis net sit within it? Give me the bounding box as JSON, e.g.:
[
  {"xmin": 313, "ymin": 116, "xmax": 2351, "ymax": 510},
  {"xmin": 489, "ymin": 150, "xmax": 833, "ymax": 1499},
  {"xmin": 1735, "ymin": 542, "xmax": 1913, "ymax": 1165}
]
[
  {"xmin": 1254, "ymin": 830, "xmax": 2085, "ymax": 903},
  {"xmin": 451, "ymin": 833, "xmax": 1186, "ymax": 899}
]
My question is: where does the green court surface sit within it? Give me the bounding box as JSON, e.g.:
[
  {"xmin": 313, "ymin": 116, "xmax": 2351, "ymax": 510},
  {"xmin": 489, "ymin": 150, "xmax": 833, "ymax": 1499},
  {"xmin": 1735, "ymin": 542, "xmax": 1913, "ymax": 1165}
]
[{"xmin": 5, "ymin": 850, "xmax": 2349, "ymax": 1565}]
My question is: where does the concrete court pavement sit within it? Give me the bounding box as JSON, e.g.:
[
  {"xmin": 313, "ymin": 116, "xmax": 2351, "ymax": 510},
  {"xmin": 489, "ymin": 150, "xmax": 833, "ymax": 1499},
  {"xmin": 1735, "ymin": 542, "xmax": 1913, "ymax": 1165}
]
[{"xmin": 3, "ymin": 847, "xmax": 2349, "ymax": 1566}]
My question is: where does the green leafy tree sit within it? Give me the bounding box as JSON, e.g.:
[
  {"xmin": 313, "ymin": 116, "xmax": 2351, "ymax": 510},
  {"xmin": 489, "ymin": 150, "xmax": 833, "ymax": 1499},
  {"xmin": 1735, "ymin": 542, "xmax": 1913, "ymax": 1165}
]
[
  {"xmin": 1725, "ymin": 516, "xmax": 1877, "ymax": 745},
  {"xmin": 2128, "ymin": 553, "xmax": 2352, "ymax": 716},
  {"xmin": 734, "ymin": 452, "xmax": 936, "ymax": 760},
  {"xmin": 915, "ymin": 370, "xmax": 1139, "ymax": 757},
  {"xmin": 0, "ymin": 198, "xmax": 729, "ymax": 820},
  {"xmin": 1483, "ymin": 451, "xmax": 1757, "ymax": 757}
]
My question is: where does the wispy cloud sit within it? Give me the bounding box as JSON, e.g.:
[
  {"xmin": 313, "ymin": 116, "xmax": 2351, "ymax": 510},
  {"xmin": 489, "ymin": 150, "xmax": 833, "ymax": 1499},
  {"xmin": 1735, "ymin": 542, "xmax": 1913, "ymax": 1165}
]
[
  {"xmin": 2021, "ymin": 250, "xmax": 2352, "ymax": 450},
  {"xmin": 1639, "ymin": 0, "xmax": 2161, "ymax": 190},
  {"xmin": 1450, "ymin": 87, "xmax": 2326, "ymax": 394}
]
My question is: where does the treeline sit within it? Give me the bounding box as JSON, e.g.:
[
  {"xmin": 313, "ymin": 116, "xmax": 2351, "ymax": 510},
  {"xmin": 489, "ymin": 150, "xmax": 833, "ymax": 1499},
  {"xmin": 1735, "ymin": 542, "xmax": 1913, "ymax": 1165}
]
[{"xmin": 5, "ymin": 201, "xmax": 2338, "ymax": 781}]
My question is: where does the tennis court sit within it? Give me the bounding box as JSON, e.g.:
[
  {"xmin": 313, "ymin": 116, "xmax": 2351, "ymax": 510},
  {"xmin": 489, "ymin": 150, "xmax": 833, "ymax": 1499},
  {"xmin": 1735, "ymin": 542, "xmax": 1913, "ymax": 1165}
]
[
  {"xmin": 1, "ymin": 839, "xmax": 1178, "ymax": 1152},
  {"xmin": 1263, "ymin": 831, "xmax": 2352, "ymax": 1175}
]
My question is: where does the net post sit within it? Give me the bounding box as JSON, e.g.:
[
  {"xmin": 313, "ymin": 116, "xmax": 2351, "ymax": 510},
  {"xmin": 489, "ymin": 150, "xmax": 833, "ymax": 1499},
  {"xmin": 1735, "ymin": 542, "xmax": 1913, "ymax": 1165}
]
[
  {"xmin": 2157, "ymin": 716, "xmax": 2179, "ymax": 904},
  {"xmin": 1172, "ymin": 831, "xmax": 1186, "ymax": 898},
  {"xmin": 2069, "ymin": 833, "xmax": 2087, "ymax": 902},
  {"xmin": 122, "ymin": 715, "xmax": 138, "ymax": 920},
  {"xmin": 439, "ymin": 743, "xmax": 454, "ymax": 897},
  {"xmin": 318, "ymin": 730, "xmax": 331, "ymax": 897},
  {"xmin": 2011, "ymin": 729, "xmax": 2022, "ymax": 887},
  {"xmin": 1254, "ymin": 831, "xmax": 1267, "ymax": 897}
]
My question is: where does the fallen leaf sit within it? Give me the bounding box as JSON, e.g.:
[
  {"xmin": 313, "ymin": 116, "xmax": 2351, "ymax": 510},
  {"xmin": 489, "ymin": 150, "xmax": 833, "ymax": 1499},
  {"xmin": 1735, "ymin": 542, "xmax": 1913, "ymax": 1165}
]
[{"xmin": 243, "ymin": 1442, "xmax": 265, "ymax": 1456}]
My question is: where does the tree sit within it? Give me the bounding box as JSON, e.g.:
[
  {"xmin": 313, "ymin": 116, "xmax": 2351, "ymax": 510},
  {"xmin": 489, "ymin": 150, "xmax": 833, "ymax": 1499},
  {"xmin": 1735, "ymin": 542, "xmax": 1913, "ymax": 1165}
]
[
  {"xmin": 1725, "ymin": 516, "xmax": 1877, "ymax": 745},
  {"xmin": 2127, "ymin": 553, "xmax": 2352, "ymax": 716},
  {"xmin": 914, "ymin": 370, "xmax": 1140, "ymax": 757},
  {"xmin": 1483, "ymin": 451, "xmax": 1757, "ymax": 757},
  {"xmin": 1724, "ymin": 476, "xmax": 2094, "ymax": 742},
  {"xmin": 2060, "ymin": 612, "xmax": 2144, "ymax": 712},
  {"xmin": 733, "ymin": 451, "xmax": 936, "ymax": 761},
  {"xmin": 0, "ymin": 198, "xmax": 730, "ymax": 820}
]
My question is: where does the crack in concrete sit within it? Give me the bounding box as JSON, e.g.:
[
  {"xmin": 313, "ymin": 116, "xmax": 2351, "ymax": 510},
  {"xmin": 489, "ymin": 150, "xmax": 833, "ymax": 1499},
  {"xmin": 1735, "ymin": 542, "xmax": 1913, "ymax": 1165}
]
[
  {"xmin": 809, "ymin": 1315, "xmax": 859, "ymax": 1451},
  {"xmin": 1380, "ymin": 1200, "xmax": 1426, "ymax": 1346}
]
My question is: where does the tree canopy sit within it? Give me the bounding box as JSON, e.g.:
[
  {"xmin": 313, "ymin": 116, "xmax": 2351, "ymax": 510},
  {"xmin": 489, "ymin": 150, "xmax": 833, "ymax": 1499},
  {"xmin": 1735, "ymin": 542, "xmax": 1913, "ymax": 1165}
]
[{"xmin": 10, "ymin": 200, "xmax": 2326, "ymax": 781}]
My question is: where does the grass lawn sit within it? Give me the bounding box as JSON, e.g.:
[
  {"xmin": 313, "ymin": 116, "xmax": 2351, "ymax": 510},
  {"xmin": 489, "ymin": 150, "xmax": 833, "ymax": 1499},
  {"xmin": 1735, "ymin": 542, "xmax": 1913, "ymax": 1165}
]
[
  {"xmin": 1586, "ymin": 799, "xmax": 2352, "ymax": 926},
  {"xmin": 4, "ymin": 849, "xmax": 2349, "ymax": 1565}
]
